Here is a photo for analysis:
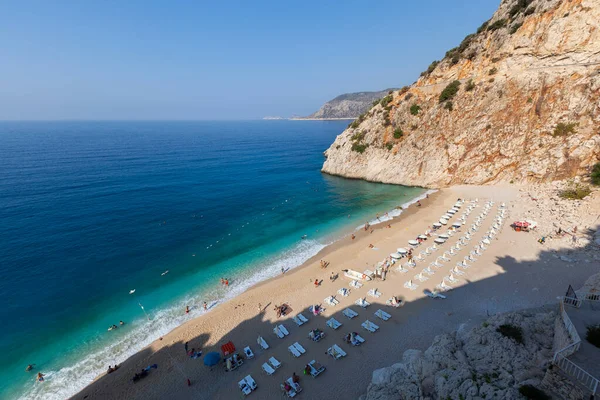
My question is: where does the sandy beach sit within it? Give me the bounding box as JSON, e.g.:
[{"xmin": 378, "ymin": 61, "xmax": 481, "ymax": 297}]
[{"xmin": 72, "ymin": 184, "xmax": 600, "ymax": 400}]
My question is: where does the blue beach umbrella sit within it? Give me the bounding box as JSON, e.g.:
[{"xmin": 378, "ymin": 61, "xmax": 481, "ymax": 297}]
[{"xmin": 204, "ymin": 352, "xmax": 221, "ymax": 366}]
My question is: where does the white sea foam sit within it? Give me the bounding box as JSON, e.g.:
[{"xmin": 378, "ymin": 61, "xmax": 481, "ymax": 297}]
[
  {"xmin": 20, "ymin": 239, "xmax": 325, "ymax": 400},
  {"xmin": 357, "ymin": 189, "xmax": 438, "ymax": 229}
]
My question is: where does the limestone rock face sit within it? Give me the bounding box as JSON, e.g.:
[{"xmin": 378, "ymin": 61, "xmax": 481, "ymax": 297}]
[
  {"xmin": 303, "ymin": 89, "xmax": 396, "ymax": 119},
  {"xmin": 322, "ymin": 0, "xmax": 600, "ymax": 187},
  {"xmin": 361, "ymin": 310, "xmax": 556, "ymax": 400}
]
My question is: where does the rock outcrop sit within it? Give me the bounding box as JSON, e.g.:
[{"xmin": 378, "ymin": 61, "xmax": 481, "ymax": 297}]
[
  {"xmin": 360, "ymin": 309, "xmax": 557, "ymax": 400},
  {"xmin": 322, "ymin": 0, "xmax": 600, "ymax": 187},
  {"xmin": 299, "ymin": 89, "xmax": 396, "ymax": 119}
]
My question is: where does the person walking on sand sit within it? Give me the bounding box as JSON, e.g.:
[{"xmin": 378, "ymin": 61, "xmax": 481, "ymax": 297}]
[
  {"xmin": 314, "ymin": 279, "xmax": 319, "ymax": 288},
  {"xmin": 258, "ymin": 303, "xmax": 262, "ymax": 312}
]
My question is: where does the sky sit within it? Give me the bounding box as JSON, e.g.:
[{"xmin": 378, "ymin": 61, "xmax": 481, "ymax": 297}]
[{"xmin": 0, "ymin": 0, "xmax": 500, "ymax": 120}]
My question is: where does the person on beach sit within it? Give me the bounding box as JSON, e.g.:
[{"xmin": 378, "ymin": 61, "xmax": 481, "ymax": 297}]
[
  {"xmin": 351, "ymin": 234, "xmax": 355, "ymax": 240},
  {"xmin": 281, "ymin": 266, "xmax": 285, "ymax": 274},
  {"xmin": 258, "ymin": 303, "xmax": 262, "ymax": 312},
  {"xmin": 417, "ymin": 200, "xmax": 421, "ymax": 207},
  {"xmin": 368, "ymin": 244, "xmax": 374, "ymax": 248},
  {"xmin": 185, "ymin": 342, "xmax": 189, "ymax": 353},
  {"xmin": 185, "ymin": 306, "xmax": 190, "ymax": 314},
  {"xmin": 203, "ymin": 302, "xmax": 208, "ymax": 311},
  {"xmin": 314, "ymin": 279, "xmax": 319, "ymax": 288},
  {"xmin": 292, "ymin": 372, "xmax": 300, "ymax": 383}
]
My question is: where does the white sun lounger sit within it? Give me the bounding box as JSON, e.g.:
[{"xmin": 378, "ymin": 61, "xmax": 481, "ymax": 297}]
[
  {"xmin": 293, "ymin": 342, "xmax": 306, "ymax": 354},
  {"xmin": 355, "ymin": 297, "xmax": 370, "ymax": 308},
  {"xmin": 257, "ymin": 336, "xmax": 269, "ymax": 350},
  {"xmin": 262, "ymin": 362, "xmax": 275, "ymax": 375},
  {"xmin": 327, "ymin": 344, "xmax": 347, "ymax": 360},
  {"xmin": 452, "ymin": 266, "xmax": 465, "ymax": 276},
  {"xmin": 436, "ymin": 281, "xmax": 453, "ymax": 292},
  {"xmin": 239, "ymin": 378, "xmax": 252, "ymax": 395},
  {"xmin": 375, "ymin": 309, "xmax": 391, "ymax": 321},
  {"xmin": 338, "ymin": 288, "xmax": 350, "ymax": 297},
  {"xmin": 244, "ymin": 346, "xmax": 254, "ymax": 359},
  {"xmin": 397, "ymin": 265, "xmax": 408, "ymax": 273},
  {"xmin": 327, "ymin": 317, "xmax": 342, "ymax": 330},
  {"xmin": 349, "ymin": 280, "xmax": 363, "ymax": 289},
  {"xmin": 324, "ymin": 296, "xmax": 339, "ymax": 306},
  {"xmin": 415, "ymin": 272, "xmax": 428, "ymax": 282},
  {"xmin": 343, "ymin": 308, "xmax": 358, "ymax": 319},
  {"xmin": 445, "ymin": 274, "xmax": 459, "ymax": 284},
  {"xmin": 288, "ymin": 345, "xmax": 301, "ymax": 358},
  {"xmin": 286, "ymin": 378, "xmax": 302, "ymax": 394},
  {"xmin": 404, "ymin": 279, "xmax": 418, "ymax": 290},
  {"xmin": 457, "ymin": 260, "xmax": 470, "ymax": 269},
  {"xmin": 354, "ymin": 334, "xmax": 365, "ymax": 344},
  {"xmin": 367, "ymin": 288, "xmax": 382, "ymax": 298},
  {"xmin": 423, "ymin": 266, "xmax": 434, "ymax": 275},
  {"xmin": 439, "ymin": 255, "xmax": 450, "ymax": 262},
  {"xmin": 293, "ymin": 315, "xmax": 305, "ymax": 326},
  {"xmin": 361, "ymin": 320, "xmax": 379, "ymax": 333},
  {"xmin": 298, "ymin": 313, "xmax": 308, "ymax": 324},
  {"xmin": 269, "ymin": 356, "xmax": 282, "ymax": 369},
  {"xmin": 425, "ymin": 289, "xmax": 446, "ymax": 299}
]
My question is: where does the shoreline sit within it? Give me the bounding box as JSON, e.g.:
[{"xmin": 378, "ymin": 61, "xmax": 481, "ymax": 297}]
[{"xmin": 70, "ymin": 183, "xmax": 600, "ymax": 400}]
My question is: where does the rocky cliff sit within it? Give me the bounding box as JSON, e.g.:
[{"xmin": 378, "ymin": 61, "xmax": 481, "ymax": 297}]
[
  {"xmin": 322, "ymin": 0, "xmax": 600, "ymax": 188},
  {"xmin": 300, "ymin": 89, "xmax": 396, "ymax": 119},
  {"xmin": 360, "ymin": 309, "xmax": 557, "ymax": 400}
]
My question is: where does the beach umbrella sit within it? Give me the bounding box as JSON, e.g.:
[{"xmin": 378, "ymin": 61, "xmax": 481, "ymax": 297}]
[
  {"xmin": 390, "ymin": 253, "xmax": 401, "ymax": 259},
  {"xmin": 432, "ymin": 222, "xmax": 442, "ymax": 228},
  {"xmin": 397, "ymin": 248, "xmax": 408, "ymax": 254},
  {"xmin": 417, "ymin": 235, "xmax": 427, "ymax": 240},
  {"xmin": 434, "ymin": 238, "xmax": 446, "ymax": 244},
  {"xmin": 204, "ymin": 352, "xmax": 221, "ymax": 366},
  {"xmin": 439, "ymin": 219, "xmax": 448, "ymax": 225},
  {"xmin": 452, "ymin": 222, "xmax": 462, "ymax": 228},
  {"xmin": 408, "ymin": 239, "xmax": 419, "ymax": 246}
]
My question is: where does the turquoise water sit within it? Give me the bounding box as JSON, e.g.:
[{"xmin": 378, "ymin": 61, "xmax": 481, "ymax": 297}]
[{"xmin": 0, "ymin": 121, "xmax": 427, "ymax": 399}]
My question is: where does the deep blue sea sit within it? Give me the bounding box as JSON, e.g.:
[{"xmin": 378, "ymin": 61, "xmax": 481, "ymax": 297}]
[{"xmin": 0, "ymin": 121, "xmax": 427, "ymax": 399}]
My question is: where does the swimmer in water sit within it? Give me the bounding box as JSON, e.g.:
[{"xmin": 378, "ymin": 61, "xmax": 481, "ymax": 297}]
[{"xmin": 25, "ymin": 364, "xmax": 35, "ymax": 372}]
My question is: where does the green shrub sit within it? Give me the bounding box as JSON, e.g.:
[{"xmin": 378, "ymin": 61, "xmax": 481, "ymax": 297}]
[
  {"xmin": 372, "ymin": 99, "xmax": 381, "ymax": 107},
  {"xmin": 351, "ymin": 131, "xmax": 366, "ymax": 142},
  {"xmin": 380, "ymin": 94, "xmax": 393, "ymax": 108},
  {"xmin": 458, "ymin": 34, "xmax": 475, "ymax": 54},
  {"xmin": 591, "ymin": 163, "xmax": 600, "ymax": 185},
  {"xmin": 487, "ymin": 19, "xmax": 507, "ymax": 31},
  {"xmin": 444, "ymin": 101, "xmax": 453, "ymax": 111},
  {"xmin": 527, "ymin": 97, "xmax": 533, "ymax": 103},
  {"xmin": 421, "ymin": 60, "xmax": 439, "ymax": 77},
  {"xmin": 553, "ymin": 122, "xmax": 578, "ymax": 136},
  {"xmin": 349, "ymin": 120, "xmax": 359, "ymax": 129},
  {"xmin": 385, "ymin": 142, "xmax": 393, "ymax": 150},
  {"xmin": 477, "ymin": 20, "xmax": 489, "ymax": 34},
  {"xmin": 518, "ymin": 385, "xmax": 550, "ymax": 400},
  {"xmin": 587, "ymin": 324, "xmax": 600, "ymax": 348},
  {"xmin": 559, "ymin": 183, "xmax": 591, "ymax": 200},
  {"xmin": 351, "ymin": 142, "xmax": 368, "ymax": 153},
  {"xmin": 405, "ymin": 93, "xmax": 413, "ymax": 101},
  {"xmin": 465, "ymin": 79, "xmax": 475, "ymax": 91},
  {"xmin": 509, "ymin": 0, "xmax": 534, "ymax": 18},
  {"xmin": 410, "ymin": 104, "xmax": 421, "ymax": 115},
  {"xmin": 524, "ymin": 6, "xmax": 535, "ymax": 16},
  {"xmin": 451, "ymin": 55, "xmax": 460, "ymax": 65},
  {"xmin": 383, "ymin": 117, "xmax": 391, "ymax": 127},
  {"xmin": 497, "ymin": 324, "xmax": 523, "ymax": 344},
  {"xmin": 439, "ymin": 80, "xmax": 461, "ymax": 103},
  {"xmin": 394, "ymin": 128, "xmax": 404, "ymax": 139},
  {"xmin": 510, "ymin": 22, "xmax": 523, "ymax": 34},
  {"xmin": 489, "ymin": 67, "xmax": 498, "ymax": 75}
]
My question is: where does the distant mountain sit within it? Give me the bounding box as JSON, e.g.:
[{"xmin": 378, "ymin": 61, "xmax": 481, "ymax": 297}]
[{"xmin": 297, "ymin": 89, "xmax": 397, "ymax": 119}]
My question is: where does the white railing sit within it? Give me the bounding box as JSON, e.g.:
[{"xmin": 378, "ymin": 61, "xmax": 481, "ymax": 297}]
[
  {"xmin": 559, "ymin": 300, "xmax": 581, "ymax": 343},
  {"xmin": 553, "ymin": 341, "xmax": 580, "ymax": 361},
  {"xmin": 581, "ymin": 292, "xmax": 600, "ymax": 302},
  {"xmin": 555, "ymin": 353, "xmax": 599, "ymax": 395},
  {"xmin": 563, "ymin": 296, "xmax": 582, "ymax": 308}
]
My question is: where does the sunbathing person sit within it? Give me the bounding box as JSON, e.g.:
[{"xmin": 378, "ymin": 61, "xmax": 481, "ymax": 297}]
[{"xmin": 292, "ymin": 372, "xmax": 300, "ymax": 383}]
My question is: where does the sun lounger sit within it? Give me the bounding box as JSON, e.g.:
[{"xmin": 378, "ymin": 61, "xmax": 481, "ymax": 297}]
[
  {"xmin": 297, "ymin": 313, "xmax": 308, "ymax": 323},
  {"xmin": 324, "ymin": 296, "xmax": 339, "ymax": 306},
  {"xmin": 415, "ymin": 272, "xmax": 428, "ymax": 282},
  {"xmin": 349, "ymin": 280, "xmax": 363, "ymax": 289},
  {"xmin": 327, "ymin": 317, "xmax": 342, "ymax": 330},
  {"xmin": 355, "ymin": 297, "xmax": 370, "ymax": 308},
  {"xmin": 337, "ymin": 287, "xmax": 350, "ymax": 297},
  {"xmin": 308, "ymin": 360, "xmax": 326, "ymax": 378},
  {"xmin": 433, "ymin": 260, "xmax": 443, "ymax": 267},
  {"xmin": 257, "ymin": 336, "xmax": 269, "ymax": 350},
  {"xmin": 262, "ymin": 362, "xmax": 275, "ymax": 375},
  {"xmin": 457, "ymin": 260, "xmax": 470, "ymax": 269},
  {"xmin": 343, "ymin": 308, "xmax": 359, "ymax": 319},
  {"xmin": 386, "ymin": 297, "xmax": 403, "ymax": 307},
  {"xmin": 361, "ymin": 320, "xmax": 379, "ymax": 333},
  {"xmin": 274, "ymin": 326, "xmax": 284, "ymax": 338},
  {"xmin": 445, "ymin": 274, "xmax": 459, "ymax": 284},
  {"xmin": 452, "ymin": 266, "xmax": 465, "ymax": 275},
  {"xmin": 425, "ymin": 289, "xmax": 446, "ymax": 299},
  {"xmin": 327, "ymin": 344, "xmax": 347, "ymax": 360},
  {"xmin": 404, "ymin": 260, "xmax": 416, "ymax": 268},
  {"xmin": 439, "ymin": 255, "xmax": 450, "ymax": 262},
  {"xmin": 397, "ymin": 265, "xmax": 408, "ymax": 273},
  {"xmin": 280, "ymin": 324, "xmax": 289, "ymax": 336},
  {"xmin": 367, "ymin": 288, "xmax": 382, "ymax": 298},
  {"xmin": 288, "ymin": 345, "xmax": 301, "ymax": 358},
  {"xmin": 239, "ymin": 378, "xmax": 252, "ymax": 395},
  {"xmin": 436, "ymin": 281, "xmax": 453, "ymax": 292},
  {"xmin": 266, "ymin": 357, "xmax": 281, "ymax": 370},
  {"xmin": 245, "ymin": 375, "xmax": 257, "ymax": 390},
  {"xmin": 423, "ymin": 266, "xmax": 434, "ymax": 275},
  {"xmin": 293, "ymin": 342, "xmax": 306, "ymax": 354},
  {"xmin": 244, "ymin": 346, "xmax": 254, "ymax": 359},
  {"xmin": 293, "ymin": 315, "xmax": 304, "ymax": 326},
  {"xmin": 375, "ymin": 309, "xmax": 391, "ymax": 321},
  {"xmin": 404, "ymin": 279, "xmax": 418, "ymax": 290},
  {"xmin": 286, "ymin": 378, "xmax": 302, "ymax": 393},
  {"xmin": 354, "ymin": 334, "xmax": 365, "ymax": 344}
]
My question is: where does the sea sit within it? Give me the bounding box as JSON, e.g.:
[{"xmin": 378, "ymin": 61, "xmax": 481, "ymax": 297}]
[{"xmin": 0, "ymin": 120, "xmax": 428, "ymax": 399}]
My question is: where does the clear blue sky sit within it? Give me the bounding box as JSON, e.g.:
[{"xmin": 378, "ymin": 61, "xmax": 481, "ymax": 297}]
[{"xmin": 0, "ymin": 0, "xmax": 499, "ymax": 120}]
